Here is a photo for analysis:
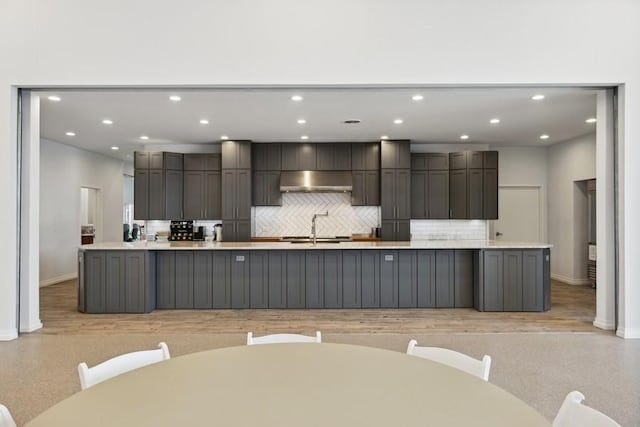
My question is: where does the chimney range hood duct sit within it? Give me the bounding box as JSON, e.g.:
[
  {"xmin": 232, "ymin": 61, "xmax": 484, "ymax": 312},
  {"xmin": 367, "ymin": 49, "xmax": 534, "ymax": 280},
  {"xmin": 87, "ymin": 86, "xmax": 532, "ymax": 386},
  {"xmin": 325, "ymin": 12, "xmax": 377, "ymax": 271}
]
[{"xmin": 280, "ymin": 171, "xmax": 353, "ymax": 193}]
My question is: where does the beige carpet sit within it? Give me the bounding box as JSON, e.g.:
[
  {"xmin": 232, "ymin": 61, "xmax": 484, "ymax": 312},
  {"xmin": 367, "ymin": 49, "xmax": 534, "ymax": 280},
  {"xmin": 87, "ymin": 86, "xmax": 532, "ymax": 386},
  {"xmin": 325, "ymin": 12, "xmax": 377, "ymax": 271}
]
[{"xmin": 1, "ymin": 331, "xmax": 638, "ymax": 426}]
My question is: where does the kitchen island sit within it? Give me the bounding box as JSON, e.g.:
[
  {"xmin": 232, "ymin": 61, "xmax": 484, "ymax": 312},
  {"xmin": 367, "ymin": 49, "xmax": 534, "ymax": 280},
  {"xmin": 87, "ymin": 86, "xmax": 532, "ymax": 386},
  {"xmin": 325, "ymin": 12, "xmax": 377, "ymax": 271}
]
[{"xmin": 78, "ymin": 240, "xmax": 551, "ymax": 314}]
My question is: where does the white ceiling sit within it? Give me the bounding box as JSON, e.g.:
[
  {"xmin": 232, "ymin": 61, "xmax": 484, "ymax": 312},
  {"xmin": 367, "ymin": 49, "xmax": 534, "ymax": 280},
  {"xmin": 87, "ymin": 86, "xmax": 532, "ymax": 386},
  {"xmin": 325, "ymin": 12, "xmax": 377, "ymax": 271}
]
[{"xmin": 38, "ymin": 87, "xmax": 598, "ymax": 160}]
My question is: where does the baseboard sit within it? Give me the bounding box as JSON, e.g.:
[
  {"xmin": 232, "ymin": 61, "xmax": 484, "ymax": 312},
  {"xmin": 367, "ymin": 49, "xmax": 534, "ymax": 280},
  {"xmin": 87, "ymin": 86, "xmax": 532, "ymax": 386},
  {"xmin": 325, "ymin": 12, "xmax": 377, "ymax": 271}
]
[
  {"xmin": 20, "ymin": 320, "xmax": 43, "ymax": 333},
  {"xmin": 616, "ymin": 327, "xmax": 640, "ymax": 339},
  {"xmin": 593, "ymin": 317, "xmax": 615, "ymax": 330},
  {"xmin": 551, "ymin": 273, "xmax": 592, "ymax": 286},
  {"xmin": 40, "ymin": 273, "xmax": 77, "ymax": 287},
  {"xmin": 0, "ymin": 329, "xmax": 18, "ymax": 341}
]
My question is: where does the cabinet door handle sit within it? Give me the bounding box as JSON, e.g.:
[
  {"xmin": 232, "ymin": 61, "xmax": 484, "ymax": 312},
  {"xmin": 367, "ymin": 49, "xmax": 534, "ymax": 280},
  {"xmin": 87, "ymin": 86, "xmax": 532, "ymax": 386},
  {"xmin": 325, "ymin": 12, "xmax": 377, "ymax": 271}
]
[{"xmin": 449, "ymin": 209, "xmax": 452, "ymax": 218}]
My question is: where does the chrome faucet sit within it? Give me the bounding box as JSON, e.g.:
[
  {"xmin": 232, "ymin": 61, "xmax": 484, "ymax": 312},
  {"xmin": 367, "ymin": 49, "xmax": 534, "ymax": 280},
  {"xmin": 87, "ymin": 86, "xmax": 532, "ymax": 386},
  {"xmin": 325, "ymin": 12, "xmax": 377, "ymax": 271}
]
[{"xmin": 311, "ymin": 211, "xmax": 329, "ymax": 245}]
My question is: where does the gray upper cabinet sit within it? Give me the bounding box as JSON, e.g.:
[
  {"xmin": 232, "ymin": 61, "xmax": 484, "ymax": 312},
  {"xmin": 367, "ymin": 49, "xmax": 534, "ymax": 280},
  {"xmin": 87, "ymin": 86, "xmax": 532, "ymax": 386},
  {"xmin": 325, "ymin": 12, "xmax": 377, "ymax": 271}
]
[
  {"xmin": 164, "ymin": 152, "xmax": 183, "ymax": 170},
  {"xmin": 427, "ymin": 170, "xmax": 449, "ymax": 219},
  {"xmin": 134, "ymin": 151, "xmax": 151, "ymax": 169},
  {"xmin": 184, "ymin": 171, "xmax": 221, "ymax": 219},
  {"xmin": 411, "ymin": 153, "xmax": 428, "ymax": 170},
  {"xmin": 281, "ymin": 143, "xmax": 316, "ymax": 170},
  {"xmin": 252, "ymin": 144, "xmax": 281, "ymax": 171},
  {"xmin": 351, "ymin": 143, "xmax": 380, "ymax": 170},
  {"xmin": 381, "ymin": 140, "xmax": 410, "ymax": 169},
  {"xmin": 316, "ymin": 143, "xmax": 351, "ymax": 170},
  {"xmin": 449, "ymin": 152, "xmax": 467, "ymax": 170},
  {"xmin": 483, "ymin": 168, "xmax": 498, "ymax": 219},
  {"xmin": 449, "ymin": 169, "xmax": 467, "ymax": 219},
  {"xmin": 468, "ymin": 152, "xmax": 483, "ymax": 169},
  {"xmin": 411, "ymin": 171, "xmax": 427, "ymax": 219},
  {"xmin": 381, "ymin": 169, "xmax": 410, "ymax": 220},
  {"xmin": 467, "ymin": 169, "xmax": 484, "ymax": 219},
  {"xmin": 164, "ymin": 169, "xmax": 183, "ymax": 220},
  {"xmin": 483, "ymin": 151, "xmax": 498, "ymax": 169},
  {"xmin": 148, "ymin": 170, "xmax": 165, "ymax": 220},
  {"xmin": 221, "ymin": 141, "xmax": 251, "ymax": 169},
  {"xmin": 134, "ymin": 170, "xmax": 149, "ymax": 220},
  {"xmin": 184, "ymin": 154, "xmax": 221, "ymax": 171},
  {"xmin": 252, "ymin": 171, "xmax": 281, "ymax": 206},
  {"xmin": 428, "ymin": 153, "xmax": 449, "ymax": 170},
  {"xmin": 222, "ymin": 170, "xmax": 251, "ymax": 220},
  {"xmin": 351, "ymin": 170, "xmax": 379, "ymax": 206}
]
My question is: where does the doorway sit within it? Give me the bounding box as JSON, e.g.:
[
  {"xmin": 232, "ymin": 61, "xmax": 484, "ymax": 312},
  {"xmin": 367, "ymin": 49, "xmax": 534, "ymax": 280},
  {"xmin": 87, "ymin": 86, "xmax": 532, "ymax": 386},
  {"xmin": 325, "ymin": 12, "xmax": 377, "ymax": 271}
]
[
  {"xmin": 493, "ymin": 186, "xmax": 543, "ymax": 242},
  {"xmin": 80, "ymin": 187, "xmax": 100, "ymax": 245}
]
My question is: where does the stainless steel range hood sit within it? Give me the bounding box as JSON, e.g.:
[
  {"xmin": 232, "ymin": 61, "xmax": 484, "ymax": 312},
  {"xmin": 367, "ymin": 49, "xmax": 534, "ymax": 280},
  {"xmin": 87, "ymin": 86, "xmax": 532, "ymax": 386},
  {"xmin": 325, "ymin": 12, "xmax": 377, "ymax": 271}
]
[{"xmin": 280, "ymin": 171, "xmax": 352, "ymax": 193}]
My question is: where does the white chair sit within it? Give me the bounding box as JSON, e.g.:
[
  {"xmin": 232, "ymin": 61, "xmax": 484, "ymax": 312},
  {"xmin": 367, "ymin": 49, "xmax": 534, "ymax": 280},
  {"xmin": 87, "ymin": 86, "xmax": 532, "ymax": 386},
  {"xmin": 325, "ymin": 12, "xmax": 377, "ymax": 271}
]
[
  {"xmin": 246, "ymin": 331, "xmax": 322, "ymax": 345},
  {"xmin": 553, "ymin": 391, "xmax": 621, "ymax": 427},
  {"xmin": 78, "ymin": 342, "xmax": 171, "ymax": 390},
  {"xmin": 406, "ymin": 339, "xmax": 491, "ymax": 381},
  {"xmin": 0, "ymin": 404, "xmax": 17, "ymax": 427}
]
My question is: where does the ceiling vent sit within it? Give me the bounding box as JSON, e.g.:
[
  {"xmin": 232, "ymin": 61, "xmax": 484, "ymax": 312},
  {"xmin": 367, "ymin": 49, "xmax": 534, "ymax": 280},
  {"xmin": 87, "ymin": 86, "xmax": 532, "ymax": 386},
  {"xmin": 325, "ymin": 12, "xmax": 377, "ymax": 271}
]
[{"xmin": 342, "ymin": 119, "xmax": 362, "ymax": 124}]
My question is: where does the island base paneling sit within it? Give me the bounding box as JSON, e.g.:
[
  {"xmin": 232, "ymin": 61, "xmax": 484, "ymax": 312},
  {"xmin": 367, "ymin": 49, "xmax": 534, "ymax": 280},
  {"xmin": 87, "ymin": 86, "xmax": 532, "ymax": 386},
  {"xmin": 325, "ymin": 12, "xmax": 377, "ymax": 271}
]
[{"xmin": 79, "ymin": 247, "xmax": 550, "ymax": 313}]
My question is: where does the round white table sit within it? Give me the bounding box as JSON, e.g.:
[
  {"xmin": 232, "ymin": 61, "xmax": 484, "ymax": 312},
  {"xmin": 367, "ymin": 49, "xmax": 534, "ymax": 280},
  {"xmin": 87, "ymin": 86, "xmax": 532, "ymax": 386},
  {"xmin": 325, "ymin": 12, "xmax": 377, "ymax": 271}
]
[{"xmin": 26, "ymin": 343, "xmax": 550, "ymax": 426}]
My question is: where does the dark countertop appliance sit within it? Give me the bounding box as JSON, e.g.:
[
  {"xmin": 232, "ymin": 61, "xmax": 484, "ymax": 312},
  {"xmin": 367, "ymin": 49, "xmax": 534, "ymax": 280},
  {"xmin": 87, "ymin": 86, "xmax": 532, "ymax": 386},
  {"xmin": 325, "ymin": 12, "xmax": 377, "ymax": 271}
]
[{"xmin": 170, "ymin": 220, "xmax": 194, "ymax": 241}]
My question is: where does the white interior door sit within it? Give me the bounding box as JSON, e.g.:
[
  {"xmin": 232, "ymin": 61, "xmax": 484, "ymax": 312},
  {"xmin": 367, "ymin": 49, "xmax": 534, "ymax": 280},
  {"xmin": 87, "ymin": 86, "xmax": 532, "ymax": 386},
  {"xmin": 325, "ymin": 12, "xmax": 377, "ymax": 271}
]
[{"xmin": 492, "ymin": 186, "xmax": 542, "ymax": 242}]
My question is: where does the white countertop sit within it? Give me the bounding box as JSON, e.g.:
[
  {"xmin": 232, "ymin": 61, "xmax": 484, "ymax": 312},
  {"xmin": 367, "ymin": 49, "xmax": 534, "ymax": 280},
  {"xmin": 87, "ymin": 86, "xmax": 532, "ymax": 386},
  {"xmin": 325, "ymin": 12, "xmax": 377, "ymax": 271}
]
[{"xmin": 80, "ymin": 240, "xmax": 552, "ymax": 250}]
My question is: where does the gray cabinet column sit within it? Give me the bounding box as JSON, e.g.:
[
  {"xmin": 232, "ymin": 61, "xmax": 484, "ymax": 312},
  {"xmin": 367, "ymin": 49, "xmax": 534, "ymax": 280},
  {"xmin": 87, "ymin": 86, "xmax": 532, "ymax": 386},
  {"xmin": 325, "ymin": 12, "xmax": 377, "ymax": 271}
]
[
  {"xmin": 361, "ymin": 251, "xmax": 380, "ymax": 308},
  {"xmin": 212, "ymin": 251, "xmax": 232, "ymax": 308},
  {"xmin": 417, "ymin": 250, "xmax": 436, "ymax": 308},
  {"xmin": 193, "ymin": 251, "xmax": 213, "ymax": 309},
  {"xmin": 380, "ymin": 251, "xmax": 399, "ymax": 308},
  {"xmin": 398, "ymin": 250, "xmax": 417, "ymax": 308},
  {"xmin": 435, "ymin": 250, "xmax": 455, "ymax": 307},
  {"xmin": 268, "ymin": 251, "xmax": 287, "ymax": 308},
  {"xmin": 342, "ymin": 250, "xmax": 362, "ymax": 308},
  {"xmin": 305, "ymin": 251, "xmax": 324, "ymax": 308},
  {"xmin": 286, "ymin": 251, "xmax": 306, "ymax": 308},
  {"xmin": 231, "ymin": 252, "xmax": 250, "ymax": 308},
  {"xmin": 454, "ymin": 250, "xmax": 473, "ymax": 308},
  {"xmin": 250, "ymin": 251, "xmax": 269, "ymax": 308},
  {"xmin": 175, "ymin": 251, "xmax": 194, "ymax": 309}
]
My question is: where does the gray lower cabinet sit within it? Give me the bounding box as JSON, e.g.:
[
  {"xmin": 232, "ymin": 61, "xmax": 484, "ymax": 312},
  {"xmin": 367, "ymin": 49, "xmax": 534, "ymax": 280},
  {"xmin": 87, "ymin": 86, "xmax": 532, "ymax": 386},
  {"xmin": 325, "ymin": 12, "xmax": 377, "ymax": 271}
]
[
  {"xmin": 435, "ymin": 250, "xmax": 455, "ymax": 308},
  {"xmin": 305, "ymin": 251, "xmax": 324, "ymax": 308},
  {"xmin": 268, "ymin": 251, "xmax": 287, "ymax": 308},
  {"xmin": 417, "ymin": 250, "xmax": 436, "ymax": 308},
  {"xmin": 380, "ymin": 251, "xmax": 399, "ymax": 308},
  {"xmin": 286, "ymin": 251, "xmax": 306, "ymax": 308},
  {"xmin": 475, "ymin": 249, "xmax": 549, "ymax": 312},
  {"xmin": 193, "ymin": 251, "xmax": 213, "ymax": 309},
  {"xmin": 454, "ymin": 250, "xmax": 474, "ymax": 308},
  {"xmin": 361, "ymin": 251, "xmax": 380, "ymax": 308},
  {"xmin": 175, "ymin": 252, "xmax": 194, "ymax": 309},
  {"xmin": 156, "ymin": 251, "xmax": 194, "ymax": 309},
  {"xmin": 250, "ymin": 251, "xmax": 269, "ymax": 308},
  {"xmin": 156, "ymin": 251, "xmax": 175, "ymax": 309},
  {"xmin": 212, "ymin": 251, "xmax": 232, "ymax": 308},
  {"xmin": 231, "ymin": 252, "xmax": 250, "ymax": 308},
  {"xmin": 323, "ymin": 250, "xmax": 343, "ymax": 308},
  {"xmin": 342, "ymin": 250, "xmax": 362, "ymax": 308},
  {"xmin": 83, "ymin": 250, "xmax": 154, "ymax": 313},
  {"xmin": 398, "ymin": 250, "xmax": 418, "ymax": 308}
]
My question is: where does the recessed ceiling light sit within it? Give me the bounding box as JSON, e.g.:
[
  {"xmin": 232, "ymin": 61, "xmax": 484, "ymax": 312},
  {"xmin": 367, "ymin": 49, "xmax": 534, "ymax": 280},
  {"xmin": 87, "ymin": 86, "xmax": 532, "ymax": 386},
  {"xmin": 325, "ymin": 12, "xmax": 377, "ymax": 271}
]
[
  {"xmin": 380, "ymin": 135, "xmax": 389, "ymax": 140},
  {"xmin": 139, "ymin": 135, "xmax": 149, "ymax": 140},
  {"xmin": 199, "ymin": 119, "xmax": 209, "ymax": 125},
  {"xmin": 102, "ymin": 119, "xmax": 113, "ymax": 125},
  {"xmin": 489, "ymin": 118, "xmax": 501, "ymax": 124},
  {"xmin": 65, "ymin": 131, "xmax": 75, "ymax": 137},
  {"xmin": 411, "ymin": 94, "xmax": 424, "ymax": 101},
  {"xmin": 393, "ymin": 119, "xmax": 404, "ymax": 124},
  {"xmin": 585, "ymin": 117, "xmax": 597, "ymax": 123},
  {"xmin": 531, "ymin": 94, "xmax": 545, "ymax": 101},
  {"xmin": 297, "ymin": 119, "xmax": 307, "ymax": 124},
  {"xmin": 220, "ymin": 135, "xmax": 229, "ymax": 140},
  {"xmin": 47, "ymin": 95, "xmax": 61, "ymax": 102},
  {"xmin": 460, "ymin": 134, "xmax": 470, "ymax": 140},
  {"xmin": 111, "ymin": 146, "xmax": 119, "ymax": 151},
  {"xmin": 169, "ymin": 95, "xmax": 181, "ymax": 102},
  {"xmin": 291, "ymin": 95, "xmax": 303, "ymax": 101},
  {"xmin": 539, "ymin": 134, "xmax": 550, "ymax": 140},
  {"xmin": 300, "ymin": 135, "xmax": 309, "ymax": 140}
]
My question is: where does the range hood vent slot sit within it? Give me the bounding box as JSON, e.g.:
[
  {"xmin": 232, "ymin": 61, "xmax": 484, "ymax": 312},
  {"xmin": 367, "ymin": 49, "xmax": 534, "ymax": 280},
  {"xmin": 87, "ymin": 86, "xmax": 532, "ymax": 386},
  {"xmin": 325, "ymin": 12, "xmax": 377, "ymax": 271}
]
[{"xmin": 280, "ymin": 171, "xmax": 353, "ymax": 193}]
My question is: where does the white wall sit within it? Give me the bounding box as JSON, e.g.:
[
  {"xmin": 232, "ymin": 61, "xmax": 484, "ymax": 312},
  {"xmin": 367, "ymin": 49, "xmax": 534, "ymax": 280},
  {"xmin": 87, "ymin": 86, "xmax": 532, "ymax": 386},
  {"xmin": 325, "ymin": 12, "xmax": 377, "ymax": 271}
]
[
  {"xmin": 547, "ymin": 133, "xmax": 596, "ymax": 283},
  {"xmin": 39, "ymin": 139, "xmax": 125, "ymax": 286},
  {"xmin": 1, "ymin": 0, "xmax": 640, "ymax": 339}
]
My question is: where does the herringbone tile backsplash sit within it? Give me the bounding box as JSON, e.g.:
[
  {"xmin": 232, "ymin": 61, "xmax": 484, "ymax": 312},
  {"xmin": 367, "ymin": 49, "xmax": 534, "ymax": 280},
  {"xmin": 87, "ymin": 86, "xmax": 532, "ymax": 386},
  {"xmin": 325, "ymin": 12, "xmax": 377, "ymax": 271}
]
[{"xmin": 254, "ymin": 193, "xmax": 379, "ymax": 237}]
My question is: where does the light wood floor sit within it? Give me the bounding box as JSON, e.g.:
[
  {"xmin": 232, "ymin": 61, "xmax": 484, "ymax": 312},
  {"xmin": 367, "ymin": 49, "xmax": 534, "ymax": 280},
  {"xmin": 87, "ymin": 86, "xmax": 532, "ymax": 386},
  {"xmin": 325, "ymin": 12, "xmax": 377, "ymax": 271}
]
[{"xmin": 36, "ymin": 279, "xmax": 598, "ymax": 335}]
